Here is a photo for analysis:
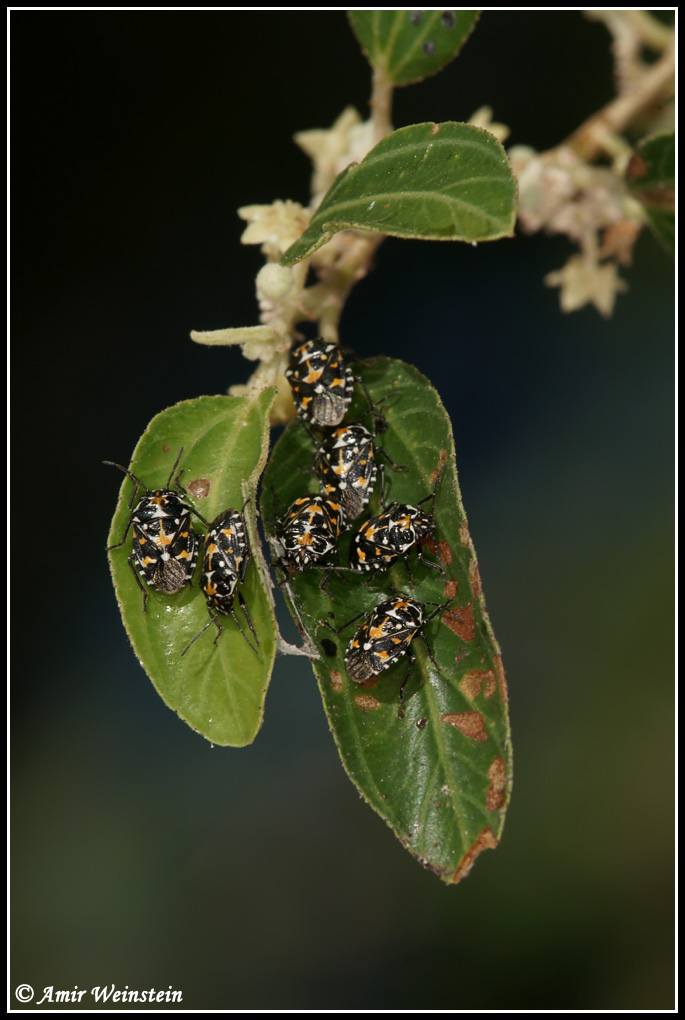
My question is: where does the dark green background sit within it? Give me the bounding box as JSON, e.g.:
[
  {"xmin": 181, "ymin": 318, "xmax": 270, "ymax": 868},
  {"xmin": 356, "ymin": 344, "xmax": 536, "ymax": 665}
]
[{"xmin": 11, "ymin": 11, "xmax": 674, "ymax": 1010}]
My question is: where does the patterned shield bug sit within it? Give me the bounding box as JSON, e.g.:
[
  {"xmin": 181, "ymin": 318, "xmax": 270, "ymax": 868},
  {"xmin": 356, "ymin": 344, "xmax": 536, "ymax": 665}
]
[
  {"xmin": 285, "ymin": 338, "xmax": 354, "ymax": 427},
  {"xmin": 314, "ymin": 423, "xmax": 407, "ymax": 520},
  {"xmin": 181, "ymin": 505, "xmax": 259, "ymax": 657},
  {"xmin": 285, "ymin": 337, "xmax": 388, "ymax": 433},
  {"xmin": 105, "ymin": 448, "xmax": 209, "ymax": 612},
  {"xmin": 349, "ymin": 463, "xmax": 445, "ymax": 578},
  {"xmin": 274, "ymin": 494, "xmax": 345, "ymax": 586},
  {"xmin": 329, "ymin": 594, "xmax": 454, "ymax": 714}
]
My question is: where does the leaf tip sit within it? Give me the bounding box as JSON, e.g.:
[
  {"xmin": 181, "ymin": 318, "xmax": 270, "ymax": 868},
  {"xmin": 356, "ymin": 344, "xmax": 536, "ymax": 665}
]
[{"xmin": 451, "ymin": 828, "xmax": 499, "ymax": 885}]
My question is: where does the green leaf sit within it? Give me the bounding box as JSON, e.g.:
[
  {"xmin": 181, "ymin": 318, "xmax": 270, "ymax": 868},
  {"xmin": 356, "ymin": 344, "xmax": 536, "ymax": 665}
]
[
  {"xmin": 281, "ymin": 122, "xmax": 517, "ymax": 265},
  {"xmin": 627, "ymin": 131, "xmax": 675, "ymax": 256},
  {"xmin": 262, "ymin": 359, "xmax": 512, "ymax": 883},
  {"xmin": 106, "ymin": 392, "xmax": 278, "ymax": 747},
  {"xmin": 349, "ymin": 10, "xmax": 479, "ymax": 86}
]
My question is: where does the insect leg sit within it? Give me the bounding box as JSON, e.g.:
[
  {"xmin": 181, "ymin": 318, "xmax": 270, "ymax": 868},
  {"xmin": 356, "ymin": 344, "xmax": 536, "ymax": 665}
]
[{"xmin": 127, "ymin": 555, "xmax": 149, "ymax": 613}]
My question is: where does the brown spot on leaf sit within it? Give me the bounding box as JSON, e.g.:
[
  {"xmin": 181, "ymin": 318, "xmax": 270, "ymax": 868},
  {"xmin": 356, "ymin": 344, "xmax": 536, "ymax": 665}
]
[
  {"xmin": 438, "ymin": 540, "xmax": 453, "ymax": 566},
  {"xmin": 443, "ymin": 578, "xmax": 458, "ymax": 599},
  {"xmin": 459, "ymin": 521, "xmax": 471, "ymax": 546},
  {"xmin": 459, "ymin": 669, "xmax": 496, "ymax": 701},
  {"xmin": 430, "ymin": 122, "xmax": 441, "ymax": 136},
  {"xmin": 415, "ymin": 716, "xmax": 428, "ymax": 730},
  {"xmin": 494, "ymin": 654, "xmax": 509, "ymax": 703},
  {"xmin": 329, "ymin": 670, "xmax": 343, "ymax": 693},
  {"xmin": 486, "ymin": 756, "xmax": 507, "ymax": 811},
  {"xmin": 354, "ymin": 694, "xmax": 382, "ymax": 710},
  {"xmin": 451, "ymin": 828, "xmax": 498, "ymax": 884},
  {"xmin": 441, "ymin": 711, "xmax": 488, "ymax": 741},
  {"xmin": 187, "ymin": 477, "xmax": 211, "ymax": 499},
  {"xmin": 162, "ymin": 443, "xmax": 171, "ymax": 454},
  {"xmin": 468, "ymin": 558, "xmax": 482, "ymax": 599},
  {"xmin": 430, "ymin": 454, "xmax": 446, "ymax": 485},
  {"xmin": 442, "ymin": 603, "xmax": 474, "ymax": 642}
]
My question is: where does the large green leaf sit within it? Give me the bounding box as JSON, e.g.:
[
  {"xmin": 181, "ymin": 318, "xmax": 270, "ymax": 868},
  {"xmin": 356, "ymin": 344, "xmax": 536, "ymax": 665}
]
[
  {"xmin": 281, "ymin": 122, "xmax": 517, "ymax": 265},
  {"xmin": 349, "ymin": 10, "xmax": 479, "ymax": 86},
  {"xmin": 627, "ymin": 131, "xmax": 675, "ymax": 256},
  {"xmin": 106, "ymin": 392, "xmax": 277, "ymax": 747},
  {"xmin": 262, "ymin": 359, "xmax": 512, "ymax": 883}
]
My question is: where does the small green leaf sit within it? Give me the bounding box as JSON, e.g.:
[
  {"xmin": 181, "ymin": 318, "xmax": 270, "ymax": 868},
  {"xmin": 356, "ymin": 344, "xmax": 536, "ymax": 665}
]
[
  {"xmin": 262, "ymin": 359, "xmax": 512, "ymax": 883},
  {"xmin": 627, "ymin": 131, "xmax": 675, "ymax": 256},
  {"xmin": 349, "ymin": 10, "xmax": 479, "ymax": 86},
  {"xmin": 106, "ymin": 392, "xmax": 277, "ymax": 747},
  {"xmin": 281, "ymin": 122, "xmax": 516, "ymax": 265}
]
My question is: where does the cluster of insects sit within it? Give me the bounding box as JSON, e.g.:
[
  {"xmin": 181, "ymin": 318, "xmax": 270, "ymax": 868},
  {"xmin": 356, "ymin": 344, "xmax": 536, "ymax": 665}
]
[
  {"xmin": 105, "ymin": 449, "xmax": 259, "ymax": 658},
  {"xmin": 277, "ymin": 337, "xmax": 455, "ymax": 714},
  {"xmin": 107, "ymin": 338, "xmax": 456, "ymax": 711}
]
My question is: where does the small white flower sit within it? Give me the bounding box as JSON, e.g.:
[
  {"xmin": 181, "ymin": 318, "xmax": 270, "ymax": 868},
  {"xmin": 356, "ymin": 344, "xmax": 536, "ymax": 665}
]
[{"xmin": 545, "ymin": 254, "xmax": 628, "ymax": 317}]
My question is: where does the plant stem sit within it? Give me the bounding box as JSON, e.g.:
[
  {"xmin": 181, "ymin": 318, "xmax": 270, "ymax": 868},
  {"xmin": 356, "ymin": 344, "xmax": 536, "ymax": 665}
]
[
  {"xmin": 369, "ymin": 67, "xmax": 394, "ymax": 145},
  {"xmin": 301, "ymin": 233, "xmax": 385, "ymax": 344},
  {"xmin": 565, "ymin": 43, "xmax": 674, "ymax": 162}
]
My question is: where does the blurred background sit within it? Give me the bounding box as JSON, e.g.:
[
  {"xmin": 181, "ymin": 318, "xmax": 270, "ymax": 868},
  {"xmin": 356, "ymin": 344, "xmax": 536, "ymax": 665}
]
[{"xmin": 11, "ymin": 11, "xmax": 674, "ymax": 1010}]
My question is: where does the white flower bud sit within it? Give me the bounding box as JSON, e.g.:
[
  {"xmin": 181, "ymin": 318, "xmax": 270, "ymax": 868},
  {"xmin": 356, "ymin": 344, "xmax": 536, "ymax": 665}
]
[{"xmin": 256, "ymin": 262, "xmax": 295, "ymax": 302}]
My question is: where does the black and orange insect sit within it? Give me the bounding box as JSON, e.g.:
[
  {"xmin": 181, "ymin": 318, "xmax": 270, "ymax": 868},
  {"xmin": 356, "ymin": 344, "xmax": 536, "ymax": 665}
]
[
  {"xmin": 274, "ymin": 494, "xmax": 345, "ymax": 585},
  {"xmin": 181, "ymin": 506, "xmax": 259, "ymax": 657},
  {"xmin": 330, "ymin": 595, "xmax": 453, "ymax": 713},
  {"xmin": 314, "ymin": 422, "xmax": 407, "ymax": 520},
  {"xmin": 105, "ymin": 449, "xmax": 209, "ymax": 612},
  {"xmin": 285, "ymin": 338, "xmax": 354, "ymax": 427},
  {"xmin": 349, "ymin": 464, "xmax": 445, "ymax": 578}
]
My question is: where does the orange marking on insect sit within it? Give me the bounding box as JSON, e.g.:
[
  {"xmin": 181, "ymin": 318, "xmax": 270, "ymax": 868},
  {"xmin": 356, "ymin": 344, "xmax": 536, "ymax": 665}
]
[{"xmin": 304, "ymin": 367, "xmax": 323, "ymax": 384}]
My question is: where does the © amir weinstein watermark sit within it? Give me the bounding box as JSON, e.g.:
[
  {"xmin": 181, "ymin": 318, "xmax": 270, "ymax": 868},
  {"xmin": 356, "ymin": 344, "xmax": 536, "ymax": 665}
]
[{"xmin": 15, "ymin": 983, "xmax": 183, "ymax": 1005}]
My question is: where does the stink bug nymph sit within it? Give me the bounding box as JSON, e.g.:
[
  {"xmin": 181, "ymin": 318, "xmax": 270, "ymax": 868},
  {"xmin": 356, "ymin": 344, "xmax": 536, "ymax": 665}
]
[
  {"xmin": 314, "ymin": 422, "xmax": 407, "ymax": 520},
  {"xmin": 274, "ymin": 493, "xmax": 345, "ymax": 588},
  {"xmin": 327, "ymin": 595, "xmax": 455, "ymax": 715},
  {"xmin": 181, "ymin": 505, "xmax": 259, "ymax": 657},
  {"xmin": 105, "ymin": 448, "xmax": 209, "ymax": 611},
  {"xmin": 285, "ymin": 338, "xmax": 354, "ymax": 427},
  {"xmin": 349, "ymin": 463, "xmax": 446, "ymax": 579}
]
